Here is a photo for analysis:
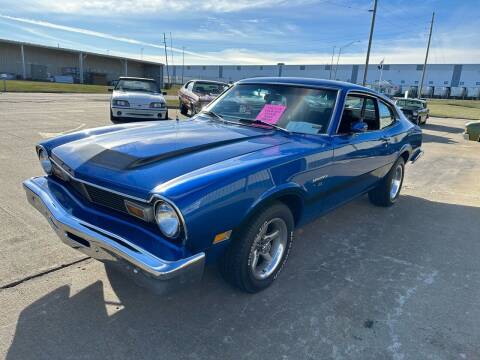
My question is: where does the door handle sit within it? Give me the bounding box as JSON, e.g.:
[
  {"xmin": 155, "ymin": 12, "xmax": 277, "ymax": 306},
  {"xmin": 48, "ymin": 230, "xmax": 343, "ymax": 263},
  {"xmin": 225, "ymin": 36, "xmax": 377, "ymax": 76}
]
[{"xmin": 380, "ymin": 136, "xmax": 390, "ymax": 146}]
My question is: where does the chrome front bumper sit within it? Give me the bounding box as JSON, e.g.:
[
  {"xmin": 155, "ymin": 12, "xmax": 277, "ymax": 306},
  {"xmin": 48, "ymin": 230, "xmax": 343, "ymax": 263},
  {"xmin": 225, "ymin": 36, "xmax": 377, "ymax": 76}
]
[{"xmin": 23, "ymin": 177, "xmax": 205, "ymax": 293}]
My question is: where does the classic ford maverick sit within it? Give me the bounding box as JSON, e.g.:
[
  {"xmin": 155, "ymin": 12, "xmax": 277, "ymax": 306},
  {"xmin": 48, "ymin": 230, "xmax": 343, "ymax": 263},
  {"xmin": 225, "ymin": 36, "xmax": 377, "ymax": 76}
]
[{"xmin": 24, "ymin": 78, "xmax": 422, "ymax": 293}]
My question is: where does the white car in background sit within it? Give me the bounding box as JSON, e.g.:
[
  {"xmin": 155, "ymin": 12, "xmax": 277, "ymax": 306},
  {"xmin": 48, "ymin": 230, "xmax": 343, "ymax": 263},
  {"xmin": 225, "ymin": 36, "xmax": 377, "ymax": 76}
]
[{"xmin": 110, "ymin": 77, "xmax": 168, "ymax": 122}]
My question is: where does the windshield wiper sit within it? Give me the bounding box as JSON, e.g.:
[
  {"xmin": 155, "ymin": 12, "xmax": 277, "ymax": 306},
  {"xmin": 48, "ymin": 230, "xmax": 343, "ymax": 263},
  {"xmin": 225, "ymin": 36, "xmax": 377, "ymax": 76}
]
[
  {"xmin": 201, "ymin": 110, "xmax": 223, "ymax": 121},
  {"xmin": 201, "ymin": 110, "xmax": 239, "ymax": 126},
  {"xmin": 237, "ymin": 118, "xmax": 290, "ymax": 134}
]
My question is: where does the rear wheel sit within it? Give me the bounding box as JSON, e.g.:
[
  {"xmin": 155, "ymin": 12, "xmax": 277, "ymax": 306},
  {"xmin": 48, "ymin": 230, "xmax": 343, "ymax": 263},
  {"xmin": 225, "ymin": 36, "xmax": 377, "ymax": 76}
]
[
  {"xmin": 221, "ymin": 202, "xmax": 294, "ymax": 293},
  {"xmin": 369, "ymin": 157, "xmax": 405, "ymax": 207}
]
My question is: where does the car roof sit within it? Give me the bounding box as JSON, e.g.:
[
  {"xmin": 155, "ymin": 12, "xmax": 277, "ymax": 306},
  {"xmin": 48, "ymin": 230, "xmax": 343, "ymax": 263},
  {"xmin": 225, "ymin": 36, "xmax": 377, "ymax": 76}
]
[
  {"xmin": 236, "ymin": 77, "xmax": 393, "ymax": 103},
  {"xmin": 118, "ymin": 77, "xmax": 156, "ymax": 82},
  {"xmin": 237, "ymin": 77, "xmax": 371, "ymax": 91},
  {"xmin": 395, "ymin": 98, "xmax": 426, "ymax": 103},
  {"xmin": 189, "ymin": 79, "xmax": 228, "ymax": 85}
]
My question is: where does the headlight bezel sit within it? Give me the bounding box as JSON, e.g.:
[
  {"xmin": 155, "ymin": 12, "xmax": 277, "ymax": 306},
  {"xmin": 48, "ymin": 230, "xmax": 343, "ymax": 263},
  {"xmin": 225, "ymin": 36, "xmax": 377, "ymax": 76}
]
[
  {"xmin": 113, "ymin": 99, "xmax": 130, "ymax": 107},
  {"xmin": 36, "ymin": 145, "xmax": 53, "ymax": 175},
  {"xmin": 150, "ymin": 102, "xmax": 166, "ymax": 109},
  {"xmin": 153, "ymin": 199, "xmax": 183, "ymax": 240}
]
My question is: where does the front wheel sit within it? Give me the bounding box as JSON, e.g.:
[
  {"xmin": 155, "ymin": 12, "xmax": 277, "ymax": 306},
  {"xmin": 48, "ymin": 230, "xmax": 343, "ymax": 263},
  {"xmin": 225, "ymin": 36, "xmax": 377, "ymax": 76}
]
[
  {"xmin": 369, "ymin": 157, "xmax": 405, "ymax": 207},
  {"xmin": 180, "ymin": 101, "xmax": 188, "ymax": 116},
  {"xmin": 221, "ymin": 202, "xmax": 294, "ymax": 293}
]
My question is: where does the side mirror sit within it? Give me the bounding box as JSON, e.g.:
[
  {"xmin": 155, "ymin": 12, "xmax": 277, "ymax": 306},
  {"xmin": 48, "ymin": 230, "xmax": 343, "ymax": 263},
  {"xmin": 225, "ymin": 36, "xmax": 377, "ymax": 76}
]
[
  {"xmin": 351, "ymin": 120, "xmax": 368, "ymax": 133},
  {"xmin": 162, "ymin": 91, "xmax": 167, "ymax": 95},
  {"xmin": 107, "ymin": 87, "xmax": 113, "ymax": 92}
]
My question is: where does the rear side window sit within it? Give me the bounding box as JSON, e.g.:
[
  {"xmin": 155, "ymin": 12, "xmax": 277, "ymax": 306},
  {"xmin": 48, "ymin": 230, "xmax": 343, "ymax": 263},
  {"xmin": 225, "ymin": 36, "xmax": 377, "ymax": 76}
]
[{"xmin": 378, "ymin": 101, "xmax": 395, "ymax": 129}]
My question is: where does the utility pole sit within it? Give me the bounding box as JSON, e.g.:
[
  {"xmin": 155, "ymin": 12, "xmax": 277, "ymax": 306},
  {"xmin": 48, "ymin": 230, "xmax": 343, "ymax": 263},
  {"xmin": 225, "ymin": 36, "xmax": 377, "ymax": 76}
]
[
  {"xmin": 181, "ymin": 47, "xmax": 185, "ymax": 84},
  {"xmin": 163, "ymin": 33, "xmax": 170, "ymax": 86},
  {"xmin": 362, "ymin": 0, "xmax": 377, "ymax": 86},
  {"xmin": 418, "ymin": 12, "xmax": 435, "ymax": 99},
  {"xmin": 170, "ymin": 32, "xmax": 175, "ymax": 83},
  {"xmin": 329, "ymin": 46, "xmax": 335, "ymax": 80}
]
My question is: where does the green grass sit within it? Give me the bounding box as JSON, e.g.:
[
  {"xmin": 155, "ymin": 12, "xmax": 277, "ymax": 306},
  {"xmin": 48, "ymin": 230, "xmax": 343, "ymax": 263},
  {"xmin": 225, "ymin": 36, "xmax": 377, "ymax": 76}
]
[
  {"xmin": 2, "ymin": 80, "xmax": 109, "ymax": 93},
  {"xmin": 164, "ymin": 84, "xmax": 181, "ymax": 96},
  {"xmin": 427, "ymin": 99, "xmax": 480, "ymax": 120},
  {"xmin": 166, "ymin": 98, "xmax": 179, "ymax": 108}
]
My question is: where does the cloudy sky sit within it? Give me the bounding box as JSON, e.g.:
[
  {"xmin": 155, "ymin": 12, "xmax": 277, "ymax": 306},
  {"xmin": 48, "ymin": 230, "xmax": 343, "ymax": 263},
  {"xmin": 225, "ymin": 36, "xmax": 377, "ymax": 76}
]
[{"xmin": 0, "ymin": 0, "xmax": 478, "ymax": 65}]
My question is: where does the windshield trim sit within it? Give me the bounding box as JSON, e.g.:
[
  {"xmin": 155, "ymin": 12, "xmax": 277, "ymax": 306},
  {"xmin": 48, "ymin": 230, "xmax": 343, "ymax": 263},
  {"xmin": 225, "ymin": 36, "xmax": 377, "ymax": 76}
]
[
  {"xmin": 203, "ymin": 83, "xmax": 340, "ymax": 137},
  {"xmin": 114, "ymin": 79, "xmax": 159, "ymax": 93}
]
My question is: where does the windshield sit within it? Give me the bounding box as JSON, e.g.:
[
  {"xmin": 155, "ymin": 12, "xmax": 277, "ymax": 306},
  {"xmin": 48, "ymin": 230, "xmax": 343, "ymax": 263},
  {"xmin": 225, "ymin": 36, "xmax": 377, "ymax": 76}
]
[
  {"xmin": 207, "ymin": 84, "xmax": 337, "ymax": 135},
  {"xmin": 115, "ymin": 79, "xmax": 159, "ymax": 93},
  {"xmin": 193, "ymin": 82, "xmax": 229, "ymax": 95},
  {"xmin": 396, "ymin": 99, "xmax": 424, "ymax": 109}
]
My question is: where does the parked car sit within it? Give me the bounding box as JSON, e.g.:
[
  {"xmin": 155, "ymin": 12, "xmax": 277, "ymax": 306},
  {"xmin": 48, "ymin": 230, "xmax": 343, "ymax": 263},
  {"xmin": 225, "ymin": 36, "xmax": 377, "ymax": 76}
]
[
  {"xmin": 394, "ymin": 98, "xmax": 429, "ymax": 125},
  {"xmin": 23, "ymin": 77, "xmax": 422, "ymax": 294},
  {"xmin": 179, "ymin": 80, "xmax": 229, "ymax": 116},
  {"xmin": 110, "ymin": 77, "xmax": 168, "ymax": 122},
  {"xmin": 464, "ymin": 121, "xmax": 480, "ymax": 141}
]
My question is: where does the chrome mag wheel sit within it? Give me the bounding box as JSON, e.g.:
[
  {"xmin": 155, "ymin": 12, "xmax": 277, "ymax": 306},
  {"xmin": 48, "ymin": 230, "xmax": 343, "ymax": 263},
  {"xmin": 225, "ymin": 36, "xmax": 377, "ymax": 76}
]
[
  {"xmin": 249, "ymin": 218, "xmax": 288, "ymax": 280},
  {"xmin": 390, "ymin": 163, "xmax": 403, "ymax": 200}
]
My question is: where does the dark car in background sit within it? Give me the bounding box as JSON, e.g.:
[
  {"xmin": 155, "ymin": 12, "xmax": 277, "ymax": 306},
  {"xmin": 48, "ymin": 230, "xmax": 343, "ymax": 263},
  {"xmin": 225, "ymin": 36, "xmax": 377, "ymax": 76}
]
[
  {"xmin": 394, "ymin": 98, "xmax": 429, "ymax": 125},
  {"xmin": 179, "ymin": 80, "xmax": 229, "ymax": 116}
]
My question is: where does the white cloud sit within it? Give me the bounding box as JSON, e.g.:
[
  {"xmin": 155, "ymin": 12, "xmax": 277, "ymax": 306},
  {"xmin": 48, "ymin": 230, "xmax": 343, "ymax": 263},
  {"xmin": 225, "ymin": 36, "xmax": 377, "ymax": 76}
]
[
  {"xmin": 0, "ymin": 14, "xmax": 214, "ymax": 59},
  {"xmin": 11, "ymin": 0, "xmax": 303, "ymax": 14}
]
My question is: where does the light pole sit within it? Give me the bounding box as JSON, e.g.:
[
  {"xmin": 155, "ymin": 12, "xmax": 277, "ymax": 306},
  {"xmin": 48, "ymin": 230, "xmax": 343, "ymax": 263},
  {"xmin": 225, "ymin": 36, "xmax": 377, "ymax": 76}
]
[
  {"xmin": 181, "ymin": 47, "xmax": 185, "ymax": 84},
  {"xmin": 329, "ymin": 46, "xmax": 336, "ymax": 80},
  {"xmin": 334, "ymin": 41, "xmax": 360, "ymax": 79},
  {"xmin": 362, "ymin": 0, "xmax": 378, "ymax": 86}
]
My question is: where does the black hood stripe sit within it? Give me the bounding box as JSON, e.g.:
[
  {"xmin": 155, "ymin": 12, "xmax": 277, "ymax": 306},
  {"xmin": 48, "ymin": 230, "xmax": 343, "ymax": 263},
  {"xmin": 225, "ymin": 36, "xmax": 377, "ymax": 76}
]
[{"xmin": 86, "ymin": 134, "xmax": 267, "ymax": 171}]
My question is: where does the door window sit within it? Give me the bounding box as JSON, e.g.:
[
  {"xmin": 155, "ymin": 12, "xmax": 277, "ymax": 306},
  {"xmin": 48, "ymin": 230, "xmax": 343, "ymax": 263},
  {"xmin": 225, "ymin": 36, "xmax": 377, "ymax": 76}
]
[
  {"xmin": 378, "ymin": 101, "xmax": 395, "ymax": 129},
  {"xmin": 338, "ymin": 94, "xmax": 379, "ymax": 133}
]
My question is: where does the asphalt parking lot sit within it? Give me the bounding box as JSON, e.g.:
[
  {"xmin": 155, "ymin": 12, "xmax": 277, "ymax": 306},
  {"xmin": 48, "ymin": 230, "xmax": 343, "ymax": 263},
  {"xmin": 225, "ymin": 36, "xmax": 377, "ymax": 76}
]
[{"xmin": 0, "ymin": 92, "xmax": 479, "ymax": 359}]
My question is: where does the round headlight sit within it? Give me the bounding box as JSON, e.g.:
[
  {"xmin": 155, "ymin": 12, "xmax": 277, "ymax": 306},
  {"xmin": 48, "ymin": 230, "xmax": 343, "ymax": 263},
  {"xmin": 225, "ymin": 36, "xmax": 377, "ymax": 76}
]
[
  {"xmin": 155, "ymin": 201, "xmax": 180, "ymax": 238},
  {"xmin": 37, "ymin": 146, "xmax": 52, "ymax": 174}
]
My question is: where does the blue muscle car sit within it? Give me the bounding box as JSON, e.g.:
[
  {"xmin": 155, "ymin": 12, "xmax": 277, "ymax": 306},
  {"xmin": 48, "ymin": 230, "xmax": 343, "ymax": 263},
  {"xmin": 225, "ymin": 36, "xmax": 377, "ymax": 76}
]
[{"xmin": 23, "ymin": 78, "xmax": 423, "ymax": 293}]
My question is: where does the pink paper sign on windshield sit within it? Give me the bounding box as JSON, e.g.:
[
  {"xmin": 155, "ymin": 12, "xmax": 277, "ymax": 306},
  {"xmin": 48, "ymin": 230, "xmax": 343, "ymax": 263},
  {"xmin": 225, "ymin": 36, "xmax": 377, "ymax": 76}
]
[{"xmin": 255, "ymin": 104, "xmax": 286, "ymax": 124}]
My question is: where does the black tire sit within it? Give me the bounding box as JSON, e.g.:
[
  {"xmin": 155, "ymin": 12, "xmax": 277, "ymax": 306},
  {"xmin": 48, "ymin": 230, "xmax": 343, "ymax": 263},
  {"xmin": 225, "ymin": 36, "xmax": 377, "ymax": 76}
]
[
  {"xmin": 110, "ymin": 109, "xmax": 122, "ymax": 123},
  {"xmin": 164, "ymin": 110, "xmax": 169, "ymax": 120},
  {"xmin": 368, "ymin": 157, "xmax": 405, "ymax": 207},
  {"xmin": 180, "ymin": 101, "xmax": 188, "ymax": 116},
  {"xmin": 221, "ymin": 202, "xmax": 294, "ymax": 293}
]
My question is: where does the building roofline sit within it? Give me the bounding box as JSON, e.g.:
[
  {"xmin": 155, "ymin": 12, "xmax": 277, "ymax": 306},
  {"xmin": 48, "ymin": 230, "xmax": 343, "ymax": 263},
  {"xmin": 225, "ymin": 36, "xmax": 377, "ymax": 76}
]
[{"xmin": 0, "ymin": 38, "xmax": 164, "ymax": 67}]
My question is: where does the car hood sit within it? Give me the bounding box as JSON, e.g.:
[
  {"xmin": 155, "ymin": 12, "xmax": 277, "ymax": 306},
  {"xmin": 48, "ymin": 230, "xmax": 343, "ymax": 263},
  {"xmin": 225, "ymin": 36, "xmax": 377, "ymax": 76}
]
[
  {"xmin": 112, "ymin": 90, "xmax": 165, "ymax": 104},
  {"xmin": 51, "ymin": 119, "xmax": 289, "ymax": 199}
]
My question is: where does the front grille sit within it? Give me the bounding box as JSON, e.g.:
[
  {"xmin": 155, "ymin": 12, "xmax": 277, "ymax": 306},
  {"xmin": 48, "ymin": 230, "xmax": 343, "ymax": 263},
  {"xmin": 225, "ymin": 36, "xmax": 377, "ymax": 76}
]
[
  {"xmin": 52, "ymin": 161, "xmax": 129, "ymax": 214},
  {"xmin": 83, "ymin": 183, "xmax": 128, "ymax": 213}
]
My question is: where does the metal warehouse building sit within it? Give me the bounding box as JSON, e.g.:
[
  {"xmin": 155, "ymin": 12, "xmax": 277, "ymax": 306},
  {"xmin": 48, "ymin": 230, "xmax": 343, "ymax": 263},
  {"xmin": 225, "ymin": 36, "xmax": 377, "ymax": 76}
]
[
  {"xmin": 1, "ymin": 38, "xmax": 480, "ymax": 98},
  {"xmin": 174, "ymin": 63, "xmax": 480, "ymax": 98},
  {"xmin": 0, "ymin": 38, "xmax": 164, "ymax": 85}
]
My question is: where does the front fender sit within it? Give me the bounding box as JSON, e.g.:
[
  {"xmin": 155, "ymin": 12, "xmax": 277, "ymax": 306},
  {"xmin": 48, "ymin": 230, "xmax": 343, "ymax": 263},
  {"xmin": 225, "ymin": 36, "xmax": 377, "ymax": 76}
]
[{"xmin": 244, "ymin": 182, "xmax": 307, "ymax": 225}]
